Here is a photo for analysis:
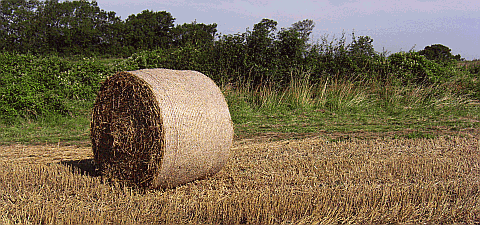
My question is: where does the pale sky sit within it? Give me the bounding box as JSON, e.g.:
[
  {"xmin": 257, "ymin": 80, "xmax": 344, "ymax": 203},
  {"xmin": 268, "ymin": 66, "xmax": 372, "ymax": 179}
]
[{"xmin": 95, "ymin": 0, "xmax": 479, "ymax": 60}]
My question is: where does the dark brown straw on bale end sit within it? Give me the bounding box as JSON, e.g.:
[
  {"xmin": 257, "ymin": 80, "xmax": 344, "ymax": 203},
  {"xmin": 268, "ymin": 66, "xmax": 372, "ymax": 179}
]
[{"xmin": 91, "ymin": 69, "xmax": 233, "ymax": 189}]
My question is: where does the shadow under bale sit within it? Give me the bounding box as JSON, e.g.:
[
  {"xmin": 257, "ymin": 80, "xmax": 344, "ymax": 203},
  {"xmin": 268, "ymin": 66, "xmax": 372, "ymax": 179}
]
[{"xmin": 60, "ymin": 159, "xmax": 99, "ymax": 177}]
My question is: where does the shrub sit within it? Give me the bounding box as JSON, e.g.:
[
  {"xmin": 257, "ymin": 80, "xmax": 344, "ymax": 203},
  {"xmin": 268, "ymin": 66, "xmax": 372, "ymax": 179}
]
[
  {"xmin": 387, "ymin": 51, "xmax": 455, "ymax": 84},
  {"xmin": 0, "ymin": 53, "xmax": 112, "ymax": 123}
]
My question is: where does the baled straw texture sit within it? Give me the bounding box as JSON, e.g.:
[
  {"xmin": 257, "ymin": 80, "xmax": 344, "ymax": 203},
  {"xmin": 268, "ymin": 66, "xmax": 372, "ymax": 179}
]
[{"xmin": 91, "ymin": 69, "xmax": 233, "ymax": 189}]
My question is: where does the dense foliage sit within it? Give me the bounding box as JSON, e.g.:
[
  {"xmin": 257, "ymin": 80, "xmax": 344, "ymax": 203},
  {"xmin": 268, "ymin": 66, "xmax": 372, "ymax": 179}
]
[
  {"xmin": 0, "ymin": 0, "xmax": 217, "ymax": 56},
  {"xmin": 0, "ymin": 0, "xmax": 478, "ymax": 123},
  {"xmin": 419, "ymin": 44, "xmax": 463, "ymax": 62},
  {"xmin": 0, "ymin": 52, "xmax": 124, "ymax": 122},
  {"xmin": 124, "ymin": 29, "xmax": 464, "ymax": 87}
]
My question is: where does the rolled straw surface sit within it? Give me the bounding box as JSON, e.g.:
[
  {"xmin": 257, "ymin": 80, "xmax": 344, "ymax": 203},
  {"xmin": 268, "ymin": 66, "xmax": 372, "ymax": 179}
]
[{"xmin": 91, "ymin": 69, "xmax": 233, "ymax": 189}]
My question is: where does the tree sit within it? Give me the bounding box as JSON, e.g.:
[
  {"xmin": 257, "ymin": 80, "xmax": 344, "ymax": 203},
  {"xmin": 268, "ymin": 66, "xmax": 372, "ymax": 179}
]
[
  {"xmin": 96, "ymin": 10, "xmax": 125, "ymax": 55},
  {"xmin": 276, "ymin": 29, "xmax": 305, "ymax": 70},
  {"xmin": 246, "ymin": 19, "xmax": 278, "ymax": 69},
  {"xmin": 172, "ymin": 20, "xmax": 217, "ymax": 48},
  {"xmin": 1, "ymin": 0, "xmax": 125, "ymax": 55},
  {"xmin": 0, "ymin": 0, "xmax": 41, "ymax": 52},
  {"xmin": 40, "ymin": 0, "xmax": 123, "ymax": 54},
  {"xmin": 419, "ymin": 44, "xmax": 461, "ymax": 62},
  {"xmin": 67, "ymin": 1, "xmax": 121, "ymax": 54},
  {"xmin": 277, "ymin": 19, "xmax": 315, "ymax": 62},
  {"xmin": 348, "ymin": 33, "xmax": 376, "ymax": 57},
  {"xmin": 290, "ymin": 19, "xmax": 315, "ymax": 46},
  {"xmin": 211, "ymin": 32, "xmax": 248, "ymax": 82},
  {"xmin": 124, "ymin": 10, "xmax": 175, "ymax": 50}
]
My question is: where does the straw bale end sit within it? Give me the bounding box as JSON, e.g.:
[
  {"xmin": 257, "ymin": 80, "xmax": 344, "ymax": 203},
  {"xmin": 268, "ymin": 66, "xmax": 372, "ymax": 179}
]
[{"xmin": 91, "ymin": 69, "xmax": 233, "ymax": 189}]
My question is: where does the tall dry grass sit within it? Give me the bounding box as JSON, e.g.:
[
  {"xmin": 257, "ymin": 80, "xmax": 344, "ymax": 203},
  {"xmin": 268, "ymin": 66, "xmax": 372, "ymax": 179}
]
[
  {"xmin": 226, "ymin": 70, "xmax": 471, "ymax": 114},
  {"xmin": 1, "ymin": 135, "xmax": 479, "ymax": 224}
]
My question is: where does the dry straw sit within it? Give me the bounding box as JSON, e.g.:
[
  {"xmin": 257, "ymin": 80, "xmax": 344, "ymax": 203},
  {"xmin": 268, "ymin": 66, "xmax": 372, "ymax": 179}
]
[{"xmin": 91, "ymin": 69, "xmax": 233, "ymax": 189}]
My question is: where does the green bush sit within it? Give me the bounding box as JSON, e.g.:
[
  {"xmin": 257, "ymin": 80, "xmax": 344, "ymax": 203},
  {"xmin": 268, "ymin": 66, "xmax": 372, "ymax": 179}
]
[
  {"xmin": 387, "ymin": 51, "xmax": 456, "ymax": 84},
  {"xmin": 0, "ymin": 53, "xmax": 113, "ymax": 123},
  {"xmin": 1, "ymin": 18, "xmax": 479, "ymax": 125},
  {"xmin": 125, "ymin": 45, "xmax": 214, "ymax": 75}
]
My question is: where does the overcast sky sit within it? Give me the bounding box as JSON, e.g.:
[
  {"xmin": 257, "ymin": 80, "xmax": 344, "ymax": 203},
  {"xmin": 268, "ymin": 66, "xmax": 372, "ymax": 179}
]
[{"xmin": 95, "ymin": 0, "xmax": 479, "ymax": 60}]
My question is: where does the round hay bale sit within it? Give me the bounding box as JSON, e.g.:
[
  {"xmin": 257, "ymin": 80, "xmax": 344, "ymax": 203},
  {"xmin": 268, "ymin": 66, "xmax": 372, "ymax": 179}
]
[{"xmin": 91, "ymin": 69, "xmax": 233, "ymax": 189}]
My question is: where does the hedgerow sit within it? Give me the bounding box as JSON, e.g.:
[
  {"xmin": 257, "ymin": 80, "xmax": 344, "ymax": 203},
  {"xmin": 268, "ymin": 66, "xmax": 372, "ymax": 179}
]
[
  {"xmin": 0, "ymin": 23, "xmax": 478, "ymax": 124},
  {"xmin": 0, "ymin": 52, "xmax": 116, "ymax": 122}
]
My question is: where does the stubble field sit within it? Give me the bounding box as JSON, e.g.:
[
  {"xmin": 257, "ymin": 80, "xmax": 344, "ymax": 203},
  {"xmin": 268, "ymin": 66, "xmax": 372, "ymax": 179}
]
[{"xmin": 1, "ymin": 130, "xmax": 479, "ymax": 224}]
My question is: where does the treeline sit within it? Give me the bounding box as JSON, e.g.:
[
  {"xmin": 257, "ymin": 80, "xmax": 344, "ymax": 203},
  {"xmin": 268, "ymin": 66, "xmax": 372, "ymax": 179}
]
[
  {"xmin": 1, "ymin": 1, "xmax": 468, "ymax": 86},
  {"xmin": 0, "ymin": 0, "xmax": 217, "ymax": 56},
  {"xmin": 1, "ymin": 0, "xmax": 475, "ymax": 87},
  {"xmin": 124, "ymin": 20, "xmax": 464, "ymax": 87},
  {"xmin": 1, "ymin": 0, "xmax": 479, "ymax": 122}
]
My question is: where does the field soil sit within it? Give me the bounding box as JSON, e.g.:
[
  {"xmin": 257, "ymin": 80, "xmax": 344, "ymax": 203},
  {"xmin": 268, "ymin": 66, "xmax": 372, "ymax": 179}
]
[{"xmin": 1, "ymin": 130, "xmax": 479, "ymax": 224}]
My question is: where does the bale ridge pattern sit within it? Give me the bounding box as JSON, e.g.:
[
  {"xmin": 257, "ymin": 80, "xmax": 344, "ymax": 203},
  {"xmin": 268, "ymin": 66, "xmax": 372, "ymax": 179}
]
[{"xmin": 91, "ymin": 69, "xmax": 233, "ymax": 189}]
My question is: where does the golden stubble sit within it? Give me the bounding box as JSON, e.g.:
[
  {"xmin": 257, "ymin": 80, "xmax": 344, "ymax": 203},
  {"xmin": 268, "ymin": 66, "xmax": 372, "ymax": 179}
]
[{"xmin": 1, "ymin": 136, "xmax": 479, "ymax": 224}]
